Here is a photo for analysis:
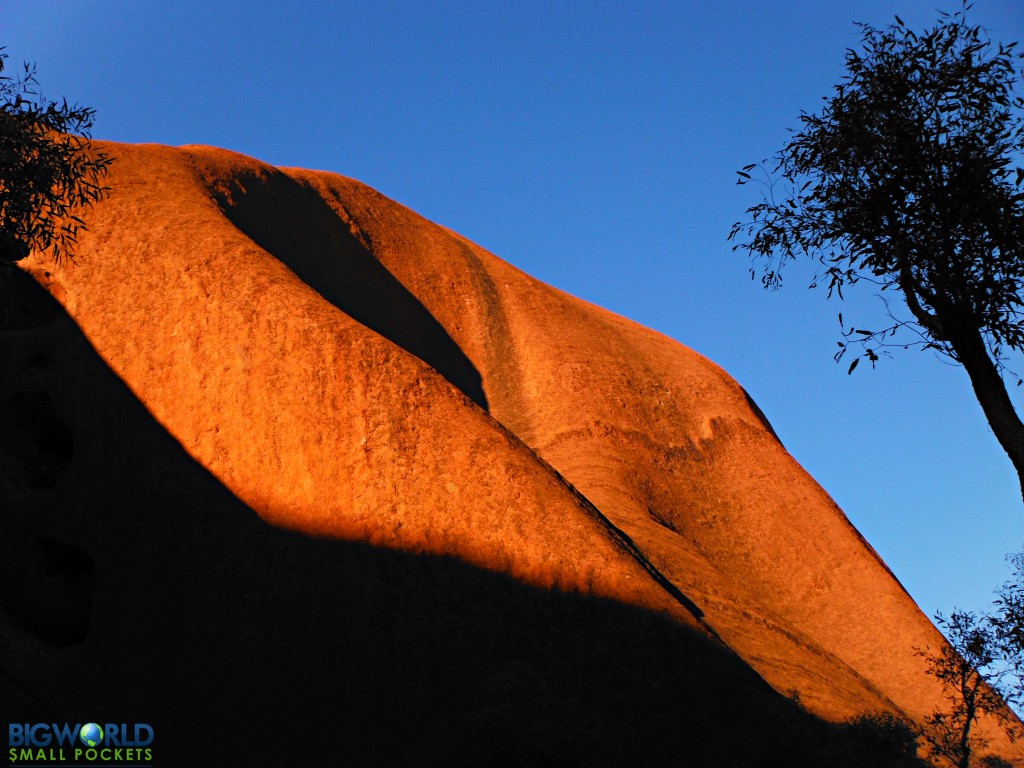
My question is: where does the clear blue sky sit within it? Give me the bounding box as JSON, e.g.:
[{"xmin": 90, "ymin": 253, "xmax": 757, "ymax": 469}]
[{"xmin": 6, "ymin": 0, "xmax": 1024, "ymax": 622}]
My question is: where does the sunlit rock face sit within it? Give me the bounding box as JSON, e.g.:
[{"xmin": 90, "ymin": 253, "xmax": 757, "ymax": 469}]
[{"xmin": 1, "ymin": 141, "xmax": 1018, "ymax": 765}]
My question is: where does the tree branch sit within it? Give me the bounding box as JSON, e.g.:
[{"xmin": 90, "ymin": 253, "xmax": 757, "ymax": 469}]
[{"xmin": 897, "ymin": 250, "xmax": 946, "ymax": 338}]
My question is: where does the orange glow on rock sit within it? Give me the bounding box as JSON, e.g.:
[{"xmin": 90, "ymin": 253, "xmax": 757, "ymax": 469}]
[{"xmin": 14, "ymin": 139, "xmax": 1019, "ymax": 760}]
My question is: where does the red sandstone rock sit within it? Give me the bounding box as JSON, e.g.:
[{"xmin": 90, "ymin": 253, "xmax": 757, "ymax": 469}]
[{"xmin": 3, "ymin": 140, "xmax": 1018, "ymax": 764}]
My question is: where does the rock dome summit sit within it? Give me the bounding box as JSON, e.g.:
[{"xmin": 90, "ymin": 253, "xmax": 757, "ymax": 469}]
[{"xmin": 1, "ymin": 141, "xmax": 1019, "ymax": 765}]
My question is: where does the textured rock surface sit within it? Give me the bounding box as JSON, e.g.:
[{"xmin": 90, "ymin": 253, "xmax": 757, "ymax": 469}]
[{"xmin": 1, "ymin": 140, "xmax": 1019, "ymax": 764}]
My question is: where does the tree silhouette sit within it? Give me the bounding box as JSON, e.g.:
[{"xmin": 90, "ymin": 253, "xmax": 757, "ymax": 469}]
[
  {"xmin": 729, "ymin": 4, "xmax": 1024, "ymax": 500},
  {"xmin": 0, "ymin": 47, "xmax": 111, "ymax": 266},
  {"xmin": 917, "ymin": 610, "xmax": 1018, "ymax": 768}
]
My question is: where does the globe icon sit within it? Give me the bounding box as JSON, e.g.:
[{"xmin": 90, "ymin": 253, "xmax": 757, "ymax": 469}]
[{"xmin": 80, "ymin": 723, "xmax": 103, "ymax": 747}]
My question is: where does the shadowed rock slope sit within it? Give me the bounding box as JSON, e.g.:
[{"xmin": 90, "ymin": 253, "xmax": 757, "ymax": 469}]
[{"xmin": 1, "ymin": 140, "xmax": 1018, "ymax": 764}]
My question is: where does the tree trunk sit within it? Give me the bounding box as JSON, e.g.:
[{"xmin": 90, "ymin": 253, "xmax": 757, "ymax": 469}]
[
  {"xmin": 958, "ymin": 683, "xmax": 975, "ymax": 768},
  {"xmin": 947, "ymin": 324, "xmax": 1024, "ymax": 503}
]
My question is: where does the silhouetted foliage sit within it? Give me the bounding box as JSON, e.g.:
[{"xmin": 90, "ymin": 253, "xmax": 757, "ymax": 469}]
[
  {"xmin": 841, "ymin": 712, "xmax": 923, "ymax": 766},
  {"xmin": 0, "ymin": 47, "xmax": 110, "ymax": 265},
  {"xmin": 917, "ymin": 609, "xmax": 1020, "ymax": 768},
  {"xmin": 765, "ymin": 700, "xmax": 929, "ymax": 768},
  {"xmin": 729, "ymin": 3, "xmax": 1024, "ymax": 500},
  {"xmin": 982, "ymin": 549, "xmax": 1024, "ymax": 719}
]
